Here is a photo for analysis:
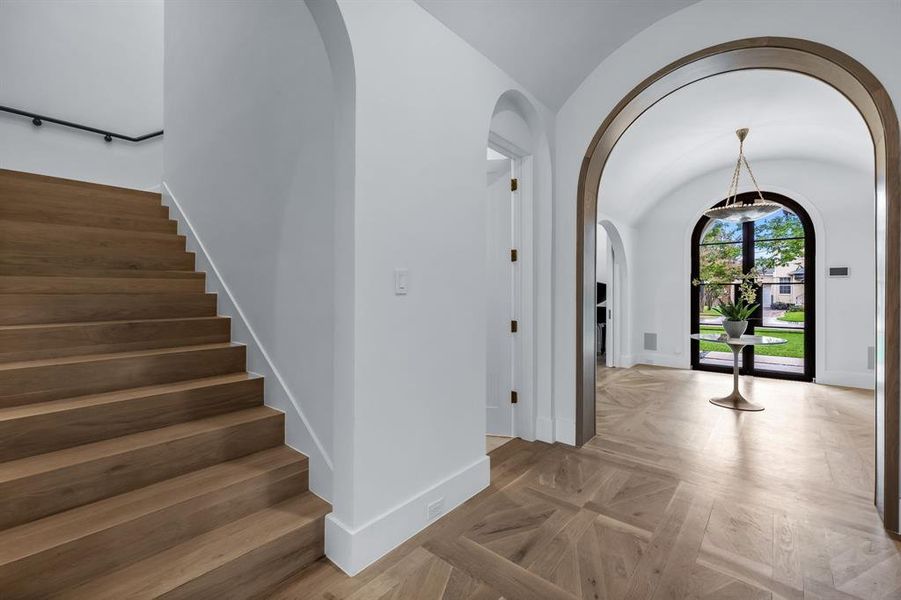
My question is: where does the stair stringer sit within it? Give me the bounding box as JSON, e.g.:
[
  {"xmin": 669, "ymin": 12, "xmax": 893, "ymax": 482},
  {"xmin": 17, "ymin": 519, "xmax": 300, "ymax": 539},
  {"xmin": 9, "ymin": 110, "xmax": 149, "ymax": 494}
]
[{"xmin": 161, "ymin": 181, "xmax": 333, "ymax": 501}]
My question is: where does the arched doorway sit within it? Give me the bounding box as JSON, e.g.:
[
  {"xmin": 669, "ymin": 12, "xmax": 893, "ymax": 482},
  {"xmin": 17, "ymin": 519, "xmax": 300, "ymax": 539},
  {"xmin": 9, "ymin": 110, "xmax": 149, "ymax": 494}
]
[
  {"xmin": 597, "ymin": 219, "xmax": 629, "ymax": 369},
  {"xmin": 691, "ymin": 192, "xmax": 816, "ymax": 381},
  {"xmin": 485, "ymin": 89, "xmax": 553, "ymax": 444},
  {"xmin": 575, "ymin": 38, "xmax": 900, "ymax": 532}
]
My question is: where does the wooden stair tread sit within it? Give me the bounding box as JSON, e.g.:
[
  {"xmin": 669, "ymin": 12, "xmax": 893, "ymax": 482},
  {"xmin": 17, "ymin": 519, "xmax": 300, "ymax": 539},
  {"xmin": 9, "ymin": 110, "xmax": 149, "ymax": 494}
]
[
  {"xmin": 0, "ymin": 373, "xmax": 260, "ymax": 421},
  {"xmin": 0, "ymin": 341, "xmax": 245, "ymax": 408},
  {"xmin": 0, "ymin": 169, "xmax": 162, "ymax": 201},
  {"xmin": 0, "ymin": 315, "xmax": 230, "ymax": 363},
  {"xmin": 0, "ymin": 218, "xmax": 185, "ymax": 243},
  {"xmin": 0, "ymin": 203, "xmax": 177, "ymax": 233},
  {"xmin": 0, "ymin": 190, "xmax": 168, "ymax": 219},
  {"xmin": 0, "ymin": 292, "xmax": 210, "ymax": 302},
  {"xmin": 2, "ymin": 242, "xmax": 188, "ymax": 259},
  {"xmin": 56, "ymin": 492, "xmax": 330, "ymax": 600},
  {"xmin": 0, "ymin": 292, "xmax": 215, "ymax": 326},
  {"xmin": 0, "ymin": 273, "xmax": 204, "ymax": 285},
  {"xmin": 0, "ymin": 446, "xmax": 305, "ymax": 564},
  {"xmin": 0, "ymin": 264, "xmax": 201, "ymax": 278},
  {"xmin": 0, "ymin": 406, "xmax": 282, "ymax": 530},
  {"xmin": 0, "ymin": 372, "xmax": 262, "ymax": 461},
  {"xmin": 0, "ymin": 274, "xmax": 206, "ymax": 294},
  {"xmin": 0, "ymin": 342, "xmax": 240, "ymax": 371},
  {"xmin": 0, "ymin": 252, "xmax": 195, "ymax": 272},
  {"xmin": 0, "ymin": 406, "xmax": 279, "ymax": 484},
  {"xmin": 0, "ymin": 315, "xmax": 225, "ymax": 332},
  {"xmin": 0, "ymin": 447, "xmax": 307, "ymax": 598},
  {"xmin": 0, "ymin": 220, "xmax": 187, "ymax": 259}
]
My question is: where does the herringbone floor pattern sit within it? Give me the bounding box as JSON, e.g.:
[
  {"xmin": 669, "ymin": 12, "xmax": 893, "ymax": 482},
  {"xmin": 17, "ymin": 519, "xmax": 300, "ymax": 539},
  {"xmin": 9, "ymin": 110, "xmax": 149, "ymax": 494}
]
[{"xmin": 272, "ymin": 365, "xmax": 901, "ymax": 599}]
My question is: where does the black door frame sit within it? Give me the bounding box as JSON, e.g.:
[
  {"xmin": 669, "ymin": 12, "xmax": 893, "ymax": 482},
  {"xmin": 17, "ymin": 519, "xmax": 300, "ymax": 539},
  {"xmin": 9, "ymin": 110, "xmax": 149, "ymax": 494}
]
[{"xmin": 690, "ymin": 191, "xmax": 816, "ymax": 382}]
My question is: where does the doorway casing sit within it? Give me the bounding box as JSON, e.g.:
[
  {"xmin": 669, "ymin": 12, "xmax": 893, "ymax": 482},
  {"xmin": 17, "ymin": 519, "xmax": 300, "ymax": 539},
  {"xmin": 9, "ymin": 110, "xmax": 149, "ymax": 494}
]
[
  {"xmin": 575, "ymin": 37, "xmax": 901, "ymax": 532},
  {"xmin": 488, "ymin": 130, "xmax": 536, "ymax": 441}
]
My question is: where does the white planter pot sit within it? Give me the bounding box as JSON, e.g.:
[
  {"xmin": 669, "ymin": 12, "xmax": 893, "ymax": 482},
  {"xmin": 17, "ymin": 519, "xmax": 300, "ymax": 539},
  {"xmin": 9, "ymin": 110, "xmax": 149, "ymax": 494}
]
[{"xmin": 723, "ymin": 320, "xmax": 748, "ymax": 339}]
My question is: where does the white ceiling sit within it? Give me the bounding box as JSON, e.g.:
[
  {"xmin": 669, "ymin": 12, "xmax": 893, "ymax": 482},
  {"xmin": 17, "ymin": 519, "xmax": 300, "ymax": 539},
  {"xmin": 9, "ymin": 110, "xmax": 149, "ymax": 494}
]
[
  {"xmin": 599, "ymin": 69, "xmax": 874, "ymax": 225},
  {"xmin": 414, "ymin": 0, "xmax": 695, "ymax": 109}
]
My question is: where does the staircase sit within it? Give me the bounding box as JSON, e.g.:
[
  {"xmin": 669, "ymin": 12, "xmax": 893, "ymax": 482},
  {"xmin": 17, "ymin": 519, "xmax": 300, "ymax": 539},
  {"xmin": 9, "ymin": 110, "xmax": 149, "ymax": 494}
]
[{"xmin": 0, "ymin": 169, "xmax": 329, "ymax": 599}]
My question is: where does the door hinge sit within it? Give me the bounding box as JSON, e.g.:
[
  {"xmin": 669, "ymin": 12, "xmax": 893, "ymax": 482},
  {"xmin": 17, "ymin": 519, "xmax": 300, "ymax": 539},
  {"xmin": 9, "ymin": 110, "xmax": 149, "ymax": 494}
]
[
  {"xmin": 511, "ymin": 178, "xmax": 518, "ymax": 192},
  {"xmin": 510, "ymin": 248, "xmax": 518, "ymax": 262},
  {"xmin": 511, "ymin": 320, "xmax": 518, "ymax": 333},
  {"xmin": 510, "ymin": 390, "xmax": 518, "ymax": 404}
]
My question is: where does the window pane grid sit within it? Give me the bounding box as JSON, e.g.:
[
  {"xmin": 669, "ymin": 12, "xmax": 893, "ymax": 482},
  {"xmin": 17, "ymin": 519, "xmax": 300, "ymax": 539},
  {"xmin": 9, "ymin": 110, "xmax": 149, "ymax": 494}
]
[
  {"xmin": 699, "ymin": 240, "xmax": 744, "ymax": 247},
  {"xmin": 754, "ymin": 236, "xmax": 805, "ymax": 242}
]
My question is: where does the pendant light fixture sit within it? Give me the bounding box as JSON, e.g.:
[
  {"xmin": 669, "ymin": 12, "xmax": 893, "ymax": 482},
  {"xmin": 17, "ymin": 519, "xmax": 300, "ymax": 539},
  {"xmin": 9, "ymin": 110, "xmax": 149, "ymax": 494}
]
[{"xmin": 704, "ymin": 128, "xmax": 781, "ymax": 223}]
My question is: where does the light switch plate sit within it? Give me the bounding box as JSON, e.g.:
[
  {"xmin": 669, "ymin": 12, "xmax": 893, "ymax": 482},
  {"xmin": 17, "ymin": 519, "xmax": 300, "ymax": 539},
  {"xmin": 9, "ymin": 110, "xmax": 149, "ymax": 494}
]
[{"xmin": 394, "ymin": 268, "xmax": 409, "ymax": 295}]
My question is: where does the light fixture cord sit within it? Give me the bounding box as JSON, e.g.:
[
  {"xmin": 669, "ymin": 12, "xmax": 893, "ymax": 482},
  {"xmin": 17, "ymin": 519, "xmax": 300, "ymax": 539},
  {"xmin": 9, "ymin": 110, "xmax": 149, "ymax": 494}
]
[
  {"xmin": 742, "ymin": 152, "xmax": 767, "ymax": 204},
  {"xmin": 725, "ymin": 144, "xmax": 743, "ymax": 206},
  {"xmin": 726, "ymin": 135, "xmax": 767, "ymax": 206}
]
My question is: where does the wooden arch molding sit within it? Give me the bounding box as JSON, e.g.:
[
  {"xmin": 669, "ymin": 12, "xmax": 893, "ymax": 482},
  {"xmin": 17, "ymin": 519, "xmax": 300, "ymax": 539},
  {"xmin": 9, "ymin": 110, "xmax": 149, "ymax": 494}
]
[{"xmin": 575, "ymin": 37, "xmax": 901, "ymax": 532}]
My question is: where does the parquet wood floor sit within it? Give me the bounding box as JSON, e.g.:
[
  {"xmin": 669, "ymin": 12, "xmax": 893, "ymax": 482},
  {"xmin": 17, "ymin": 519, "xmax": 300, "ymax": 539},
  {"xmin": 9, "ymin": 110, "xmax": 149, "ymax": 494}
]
[{"xmin": 271, "ymin": 365, "xmax": 901, "ymax": 599}]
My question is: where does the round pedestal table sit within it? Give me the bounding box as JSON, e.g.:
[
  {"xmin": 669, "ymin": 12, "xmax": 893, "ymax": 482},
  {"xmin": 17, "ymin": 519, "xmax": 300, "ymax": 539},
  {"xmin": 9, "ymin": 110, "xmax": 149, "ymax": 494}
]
[{"xmin": 689, "ymin": 333, "xmax": 787, "ymax": 411}]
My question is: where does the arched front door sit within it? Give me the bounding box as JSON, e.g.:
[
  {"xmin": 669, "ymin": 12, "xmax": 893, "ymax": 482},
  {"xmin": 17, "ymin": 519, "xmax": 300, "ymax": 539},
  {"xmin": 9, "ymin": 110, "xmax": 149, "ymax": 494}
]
[{"xmin": 690, "ymin": 192, "xmax": 815, "ymax": 381}]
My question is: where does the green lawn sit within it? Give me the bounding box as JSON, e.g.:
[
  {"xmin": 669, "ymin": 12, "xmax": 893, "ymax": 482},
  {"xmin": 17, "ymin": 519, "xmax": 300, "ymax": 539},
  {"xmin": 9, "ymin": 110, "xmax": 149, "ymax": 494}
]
[
  {"xmin": 777, "ymin": 310, "xmax": 805, "ymax": 323},
  {"xmin": 699, "ymin": 325, "xmax": 804, "ymax": 358}
]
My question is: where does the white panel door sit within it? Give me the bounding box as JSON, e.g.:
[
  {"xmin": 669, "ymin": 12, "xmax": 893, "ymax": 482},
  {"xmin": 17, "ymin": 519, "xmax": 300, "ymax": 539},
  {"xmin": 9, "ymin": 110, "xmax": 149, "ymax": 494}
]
[
  {"xmin": 486, "ymin": 158, "xmax": 514, "ymax": 436},
  {"xmin": 607, "ymin": 246, "xmax": 615, "ymax": 368}
]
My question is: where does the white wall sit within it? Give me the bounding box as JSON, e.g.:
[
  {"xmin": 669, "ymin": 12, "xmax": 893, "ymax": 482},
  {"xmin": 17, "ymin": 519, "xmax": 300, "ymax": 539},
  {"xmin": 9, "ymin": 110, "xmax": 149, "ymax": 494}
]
[
  {"xmin": 326, "ymin": 0, "xmax": 555, "ymax": 575},
  {"xmin": 554, "ymin": 0, "xmax": 901, "ymax": 448},
  {"xmin": 0, "ymin": 0, "xmax": 163, "ymax": 189},
  {"xmin": 163, "ymin": 0, "xmax": 335, "ymax": 498},
  {"xmin": 629, "ymin": 160, "xmax": 875, "ymax": 388}
]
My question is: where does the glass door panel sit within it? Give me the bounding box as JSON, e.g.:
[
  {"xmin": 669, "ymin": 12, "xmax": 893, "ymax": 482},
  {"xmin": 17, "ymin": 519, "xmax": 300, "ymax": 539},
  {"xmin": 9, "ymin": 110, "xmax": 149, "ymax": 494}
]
[
  {"xmin": 754, "ymin": 284, "xmax": 805, "ymax": 376},
  {"xmin": 752, "ymin": 232, "xmax": 806, "ymax": 376},
  {"xmin": 696, "ymin": 284, "xmax": 742, "ymax": 369}
]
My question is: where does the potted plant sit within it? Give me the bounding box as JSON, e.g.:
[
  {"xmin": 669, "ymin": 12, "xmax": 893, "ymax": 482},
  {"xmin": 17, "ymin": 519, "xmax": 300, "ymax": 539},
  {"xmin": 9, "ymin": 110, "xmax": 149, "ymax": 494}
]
[
  {"xmin": 715, "ymin": 271, "xmax": 760, "ymax": 338},
  {"xmin": 694, "ymin": 269, "xmax": 760, "ymax": 339},
  {"xmin": 712, "ymin": 299, "xmax": 758, "ymax": 338}
]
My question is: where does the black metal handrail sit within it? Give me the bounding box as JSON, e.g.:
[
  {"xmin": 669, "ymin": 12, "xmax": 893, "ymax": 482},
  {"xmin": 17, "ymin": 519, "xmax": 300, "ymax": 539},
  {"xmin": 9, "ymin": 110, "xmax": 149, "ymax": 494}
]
[{"xmin": 0, "ymin": 105, "xmax": 163, "ymax": 143}]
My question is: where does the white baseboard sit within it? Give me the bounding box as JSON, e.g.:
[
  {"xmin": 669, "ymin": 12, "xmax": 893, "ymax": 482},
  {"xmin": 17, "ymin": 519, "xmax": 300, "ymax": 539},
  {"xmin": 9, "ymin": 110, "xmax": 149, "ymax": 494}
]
[
  {"xmin": 636, "ymin": 353, "xmax": 689, "ymax": 370},
  {"xmin": 554, "ymin": 417, "xmax": 576, "ymax": 446},
  {"xmin": 536, "ymin": 416, "xmax": 554, "ymax": 443},
  {"xmin": 325, "ymin": 456, "xmax": 490, "ymax": 576},
  {"xmin": 161, "ymin": 182, "xmax": 333, "ymax": 500},
  {"xmin": 816, "ymin": 370, "xmax": 875, "ymax": 390},
  {"xmin": 619, "ymin": 354, "xmax": 637, "ymax": 368}
]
